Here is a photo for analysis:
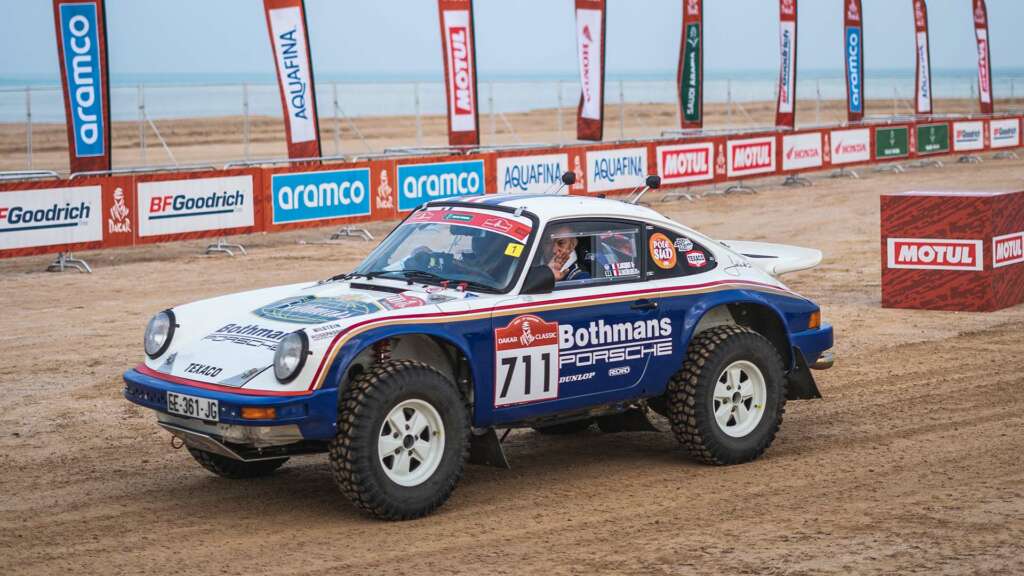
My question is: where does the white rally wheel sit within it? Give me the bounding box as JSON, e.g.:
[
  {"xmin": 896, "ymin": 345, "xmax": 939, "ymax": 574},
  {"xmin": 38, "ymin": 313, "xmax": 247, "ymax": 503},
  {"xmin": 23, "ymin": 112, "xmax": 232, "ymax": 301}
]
[
  {"xmin": 711, "ymin": 360, "xmax": 767, "ymax": 438},
  {"xmin": 377, "ymin": 399, "xmax": 446, "ymax": 487}
]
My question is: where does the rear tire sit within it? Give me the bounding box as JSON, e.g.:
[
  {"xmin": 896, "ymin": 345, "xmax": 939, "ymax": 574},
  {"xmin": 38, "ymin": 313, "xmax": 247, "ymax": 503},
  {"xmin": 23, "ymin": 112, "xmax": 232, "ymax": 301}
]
[
  {"xmin": 533, "ymin": 418, "xmax": 594, "ymax": 435},
  {"xmin": 187, "ymin": 448, "xmax": 288, "ymax": 479},
  {"xmin": 667, "ymin": 325, "xmax": 787, "ymax": 465}
]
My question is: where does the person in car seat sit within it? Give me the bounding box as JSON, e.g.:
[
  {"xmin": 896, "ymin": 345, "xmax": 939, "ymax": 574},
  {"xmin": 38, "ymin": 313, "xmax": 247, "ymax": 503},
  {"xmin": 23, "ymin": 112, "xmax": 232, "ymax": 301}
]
[{"xmin": 543, "ymin": 224, "xmax": 590, "ymax": 282}]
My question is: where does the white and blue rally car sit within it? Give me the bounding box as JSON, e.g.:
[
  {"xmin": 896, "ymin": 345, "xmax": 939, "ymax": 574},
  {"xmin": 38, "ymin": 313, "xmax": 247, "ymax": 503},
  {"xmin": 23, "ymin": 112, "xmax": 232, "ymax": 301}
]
[{"xmin": 124, "ymin": 192, "xmax": 833, "ymax": 520}]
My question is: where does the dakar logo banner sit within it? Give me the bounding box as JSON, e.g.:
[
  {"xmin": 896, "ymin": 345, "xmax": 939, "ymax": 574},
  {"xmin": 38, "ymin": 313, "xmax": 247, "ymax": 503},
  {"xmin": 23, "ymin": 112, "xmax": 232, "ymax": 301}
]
[
  {"xmin": 776, "ymin": 0, "xmax": 798, "ymax": 129},
  {"xmin": 972, "ymin": 0, "xmax": 993, "ymax": 115},
  {"xmin": 677, "ymin": 0, "xmax": 702, "ymax": 129},
  {"xmin": 263, "ymin": 0, "xmax": 322, "ymax": 161},
  {"xmin": 52, "ymin": 0, "xmax": 112, "ymax": 174},
  {"xmin": 438, "ymin": 0, "xmax": 480, "ymax": 146},
  {"xmin": 844, "ymin": 0, "xmax": 864, "ymax": 122},
  {"xmin": 575, "ymin": 0, "xmax": 606, "ymax": 141},
  {"xmin": 913, "ymin": 0, "xmax": 932, "ymax": 115}
]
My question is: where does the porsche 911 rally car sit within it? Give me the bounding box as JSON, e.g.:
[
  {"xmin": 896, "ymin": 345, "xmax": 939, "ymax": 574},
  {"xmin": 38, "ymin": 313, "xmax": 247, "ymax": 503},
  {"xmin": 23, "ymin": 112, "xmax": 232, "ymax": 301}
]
[{"xmin": 124, "ymin": 192, "xmax": 833, "ymax": 520}]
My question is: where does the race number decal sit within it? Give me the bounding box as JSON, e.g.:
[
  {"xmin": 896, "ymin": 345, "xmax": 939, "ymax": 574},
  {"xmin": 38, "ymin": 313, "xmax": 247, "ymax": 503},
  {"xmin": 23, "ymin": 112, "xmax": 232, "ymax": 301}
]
[{"xmin": 494, "ymin": 315, "xmax": 559, "ymax": 407}]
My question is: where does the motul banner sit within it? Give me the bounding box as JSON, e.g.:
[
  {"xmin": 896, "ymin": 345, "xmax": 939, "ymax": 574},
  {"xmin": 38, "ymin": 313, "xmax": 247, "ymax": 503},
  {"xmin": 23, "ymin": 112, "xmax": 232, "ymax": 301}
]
[
  {"xmin": 973, "ymin": 0, "xmax": 993, "ymax": 115},
  {"xmin": 913, "ymin": 0, "xmax": 932, "ymax": 116},
  {"xmin": 437, "ymin": 0, "xmax": 480, "ymax": 146},
  {"xmin": 263, "ymin": 0, "xmax": 322, "ymax": 161},
  {"xmin": 776, "ymin": 0, "xmax": 798, "ymax": 129},
  {"xmin": 844, "ymin": 0, "xmax": 864, "ymax": 123},
  {"xmin": 575, "ymin": 0, "xmax": 606, "ymax": 141},
  {"xmin": 52, "ymin": 0, "xmax": 112, "ymax": 174},
  {"xmin": 678, "ymin": 0, "xmax": 703, "ymax": 129}
]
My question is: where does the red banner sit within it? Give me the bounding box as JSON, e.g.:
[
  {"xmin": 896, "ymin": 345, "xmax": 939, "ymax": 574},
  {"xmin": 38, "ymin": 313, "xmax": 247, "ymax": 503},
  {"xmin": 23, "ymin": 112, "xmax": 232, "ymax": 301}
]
[
  {"xmin": 677, "ymin": 0, "xmax": 703, "ymax": 130},
  {"xmin": 575, "ymin": 0, "xmax": 606, "ymax": 141},
  {"xmin": 52, "ymin": 0, "xmax": 112, "ymax": 174},
  {"xmin": 973, "ymin": 0, "xmax": 993, "ymax": 115},
  {"xmin": 776, "ymin": 0, "xmax": 798, "ymax": 129},
  {"xmin": 437, "ymin": 0, "xmax": 481, "ymax": 146},
  {"xmin": 263, "ymin": 0, "xmax": 322, "ymax": 162},
  {"xmin": 913, "ymin": 0, "xmax": 932, "ymax": 116},
  {"xmin": 844, "ymin": 0, "xmax": 864, "ymax": 123}
]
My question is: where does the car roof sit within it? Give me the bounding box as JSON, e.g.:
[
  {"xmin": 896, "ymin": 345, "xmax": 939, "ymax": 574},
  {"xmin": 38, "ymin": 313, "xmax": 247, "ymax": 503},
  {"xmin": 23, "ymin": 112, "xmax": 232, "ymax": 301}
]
[{"xmin": 440, "ymin": 194, "xmax": 679, "ymax": 225}]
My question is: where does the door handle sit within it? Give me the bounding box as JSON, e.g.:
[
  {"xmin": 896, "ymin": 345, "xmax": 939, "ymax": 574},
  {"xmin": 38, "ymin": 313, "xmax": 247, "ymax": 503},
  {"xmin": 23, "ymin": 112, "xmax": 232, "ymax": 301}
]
[{"xmin": 630, "ymin": 299, "xmax": 659, "ymax": 311}]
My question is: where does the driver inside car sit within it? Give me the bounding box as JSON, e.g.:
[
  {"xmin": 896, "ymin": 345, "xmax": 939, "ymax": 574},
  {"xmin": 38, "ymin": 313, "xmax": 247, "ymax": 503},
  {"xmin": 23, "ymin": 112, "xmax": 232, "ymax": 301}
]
[{"xmin": 542, "ymin": 224, "xmax": 590, "ymax": 282}]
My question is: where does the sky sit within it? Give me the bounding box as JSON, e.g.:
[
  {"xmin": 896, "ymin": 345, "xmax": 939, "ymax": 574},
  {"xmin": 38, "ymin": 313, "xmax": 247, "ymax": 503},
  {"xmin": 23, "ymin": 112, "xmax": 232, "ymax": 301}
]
[{"xmin": 2, "ymin": 0, "xmax": 1022, "ymax": 83}]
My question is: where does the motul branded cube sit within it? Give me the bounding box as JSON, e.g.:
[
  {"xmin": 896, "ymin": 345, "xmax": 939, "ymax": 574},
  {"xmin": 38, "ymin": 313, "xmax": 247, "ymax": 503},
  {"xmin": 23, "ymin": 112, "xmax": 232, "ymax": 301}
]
[{"xmin": 881, "ymin": 190, "xmax": 1024, "ymax": 311}]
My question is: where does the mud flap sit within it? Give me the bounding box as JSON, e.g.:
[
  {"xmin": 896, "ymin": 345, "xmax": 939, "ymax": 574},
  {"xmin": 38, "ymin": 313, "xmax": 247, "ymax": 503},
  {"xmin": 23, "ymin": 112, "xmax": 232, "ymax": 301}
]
[
  {"xmin": 596, "ymin": 408, "xmax": 660, "ymax": 433},
  {"xmin": 787, "ymin": 348, "xmax": 823, "ymax": 400},
  {"xmin": 469, "ymin": 428, "xmax": 511, "ymax": 469}
]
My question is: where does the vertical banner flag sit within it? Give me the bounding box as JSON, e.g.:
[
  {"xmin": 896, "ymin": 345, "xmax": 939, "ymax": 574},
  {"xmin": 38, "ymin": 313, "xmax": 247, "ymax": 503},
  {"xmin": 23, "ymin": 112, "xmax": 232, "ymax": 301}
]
[
  {"xmin": 776, "ymin": 0, "xmax": 798, "ymax": 129},
  {"xmin": 677, "ymin": 0, "xmax": 703, "ymax": 129},
  {"xmin": 52, "ymin": 0, "xmax": 112, "ymax": 173},
  {"xmin": 913, "ymin": 0, "xmax": 932, "ymax": 115},
  {"xmin": 264, "ymin": 0, "xmax": 322, "ymax": 161},
  {"xmin": 844, "ymin": 0, "xmax": 864, "ymax": 123},
  {"xmin": 437, "ymin": 0, "xmax": 481, "ymax": 146},
  {"xmin": 575, "ymin": 0, "xmax": 607, "ymax": 141},
  {"xmin": 973, "ymin": 0, "xmax": 993, "ymax": 115}
]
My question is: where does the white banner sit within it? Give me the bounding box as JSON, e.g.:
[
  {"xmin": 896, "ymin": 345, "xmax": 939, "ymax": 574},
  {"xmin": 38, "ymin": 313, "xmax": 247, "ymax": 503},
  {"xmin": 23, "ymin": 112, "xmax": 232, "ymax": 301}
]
[
  {"xmin": 990, "ymin": 119, "xmax": 1020, "ymax": 149},
  {"xmin": 915, "ymin": 31, "xmax": 932, "ymax": 114},
  {"xmin": 976, "ymin": 29, "xmax": 991, "ymax": 105},
  {"xmin": 442, "ymin": 9, "xmax": 477, "ymax": 133},
  {"xmin": 727, "ymin": 137, "xmax": 776, "ymax": 178},
  {"xmin": 953, "ymin": 121, "xmax": 984, "ymax": 152},
  {"xmin": 268, "ymin": 7, "xmax": 315, "ymax": 144},
  {"xmin": 781, "ymin": 132, "xmax": 822, "ymax": 171},
  {"xmin": 586, "ymin": 147, "xmax": 647, "ymax": 193},
  {"xmin": 656, "ymin": 142, "xmax": 715, "ymax": 185},
  {"xmin": 777, "ymin": 20, "xmax": 796, "ymax": 115},
  {"xmin": 0, "ymin": 186, "xmax": 101, "ymax": 250},
  {"xmin": 830, "ymin": 128, "xmax": 870, "ymax": 165},
  {"xmin": 138, "ymin": 176, "xmax": 254, "ymax": 237},
  {"xmin": 575, "ymin": 8, "xmax": 603, "ymax": 121},
  {"xmin": 497, "ymin": 153, "xmax": 569, "ymax": 195}
]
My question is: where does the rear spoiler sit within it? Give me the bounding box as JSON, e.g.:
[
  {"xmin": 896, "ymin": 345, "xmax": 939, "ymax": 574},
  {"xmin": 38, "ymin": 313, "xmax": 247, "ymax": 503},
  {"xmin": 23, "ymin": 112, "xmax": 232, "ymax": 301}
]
[{"xmin": 720, "ymin": 240, "xmax": 823, "ymax": 276}]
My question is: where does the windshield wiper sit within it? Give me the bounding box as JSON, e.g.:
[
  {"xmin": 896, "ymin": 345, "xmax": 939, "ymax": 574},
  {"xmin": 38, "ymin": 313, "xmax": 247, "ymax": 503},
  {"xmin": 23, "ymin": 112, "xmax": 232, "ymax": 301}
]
[
  {"xmin": 325, "ymin": 270, "xmax": 394, "ymax": 283},
  {"xmin": 400, "ymin": 270, "xmax": 498, "ymax": 293}
]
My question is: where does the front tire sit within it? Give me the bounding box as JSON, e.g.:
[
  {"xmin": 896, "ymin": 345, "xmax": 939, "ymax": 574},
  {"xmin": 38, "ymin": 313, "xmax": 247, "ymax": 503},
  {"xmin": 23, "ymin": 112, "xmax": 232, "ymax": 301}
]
[
  {"xmin": 667, "ymin": 325, "xmax": 787, "ymax": 465},
  {"xmin": 187, "ymin": 448, "xmax": 288, "ymax": 479},
  {"xmin": 329, "ymin": 360, "xmax": 470, "ymax": 520}
]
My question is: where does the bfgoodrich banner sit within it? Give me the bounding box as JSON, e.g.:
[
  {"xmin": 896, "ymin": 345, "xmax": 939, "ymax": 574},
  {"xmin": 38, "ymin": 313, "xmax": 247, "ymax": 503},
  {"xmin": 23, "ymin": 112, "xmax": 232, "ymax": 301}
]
[
  {"xmin": 138, "ymin": 175, "xmax": 254, "ymax": 237},
  {"xmin": 271, "ymin": 168, "xmax": 371, "ymax": 224},
  {"xmin": 0, "ymin": 186, "xmax": 102, "ymax": 250},
  {"xmin": 397, "ymin": 159, "xmax": 485, "ymax": 211}
]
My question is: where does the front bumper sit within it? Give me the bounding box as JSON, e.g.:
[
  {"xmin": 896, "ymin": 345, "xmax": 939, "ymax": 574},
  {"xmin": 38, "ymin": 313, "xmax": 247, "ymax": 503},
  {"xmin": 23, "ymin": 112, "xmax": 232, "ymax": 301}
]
[
  {"xmin": 790, "ymin": 323, "xmax": 834, "ymax": 370},
  {"xmin": 123, "ymin": 368, "xmax": 339, "ymax": 444}
]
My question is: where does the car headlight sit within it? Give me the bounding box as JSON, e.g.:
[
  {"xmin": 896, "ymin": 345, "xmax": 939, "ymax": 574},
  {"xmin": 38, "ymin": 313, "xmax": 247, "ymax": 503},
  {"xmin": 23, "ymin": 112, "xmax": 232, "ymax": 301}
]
[
  {"xmin": 144, "ymin": 310, "xmax": 176, "ymax": 359},
  {"xmin": 273, "ymin": 331, "xmax": 309, "ymax": 383}
]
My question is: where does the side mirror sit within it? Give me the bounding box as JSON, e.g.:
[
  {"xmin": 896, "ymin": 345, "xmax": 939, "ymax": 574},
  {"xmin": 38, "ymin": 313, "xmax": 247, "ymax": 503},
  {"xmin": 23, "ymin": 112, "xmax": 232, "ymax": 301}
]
[
  {"xmin": 561, "ymin": 171, "xmax": 576, "ymax": 185},
  {"xmin": 645, "ymin": 175, "xmax": 661, "ymax": 189},
  {"xmin": 521, "ymin": 265, "xmax": 555, "ymax": 294}
]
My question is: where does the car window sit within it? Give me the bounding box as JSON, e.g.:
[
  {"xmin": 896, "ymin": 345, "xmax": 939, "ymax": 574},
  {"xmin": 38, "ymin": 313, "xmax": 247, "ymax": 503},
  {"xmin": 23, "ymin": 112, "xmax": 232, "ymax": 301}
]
[
  {"xmin": 646, "ymin": 226, "xmax": 717, "ymax": 279},
  {"xmin": 533, "ymin": 220, "xmax": 642, "ymax": 288}
]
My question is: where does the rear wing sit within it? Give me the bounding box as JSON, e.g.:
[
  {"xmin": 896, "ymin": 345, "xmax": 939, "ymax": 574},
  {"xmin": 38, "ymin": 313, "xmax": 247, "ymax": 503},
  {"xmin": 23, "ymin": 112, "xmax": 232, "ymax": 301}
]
[{"xmin": 720, "ymin": 240, "xmax": 823, "ymax": 276}]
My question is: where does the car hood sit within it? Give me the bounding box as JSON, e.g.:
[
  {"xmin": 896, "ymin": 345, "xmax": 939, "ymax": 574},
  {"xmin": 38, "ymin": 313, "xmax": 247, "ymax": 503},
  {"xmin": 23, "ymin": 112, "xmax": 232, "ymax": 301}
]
[{"xmin": 144, "ymin": 278, "xmax": 492, "ymax": 392}]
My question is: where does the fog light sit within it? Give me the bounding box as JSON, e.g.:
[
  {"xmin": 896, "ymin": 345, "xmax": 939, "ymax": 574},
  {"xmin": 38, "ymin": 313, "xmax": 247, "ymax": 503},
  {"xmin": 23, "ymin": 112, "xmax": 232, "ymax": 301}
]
[
  {"xmin": 241, "ymin": 407, "xmax": 276, "ymax": 420},
  {"xmin": 808, "ymin": 311, "xmax": 821, "ymax": 330}
]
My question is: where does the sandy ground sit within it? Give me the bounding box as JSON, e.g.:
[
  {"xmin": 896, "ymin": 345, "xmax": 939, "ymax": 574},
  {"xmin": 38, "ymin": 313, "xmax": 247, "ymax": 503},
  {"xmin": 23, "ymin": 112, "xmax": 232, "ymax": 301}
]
[{"xmin": 1, "ymin": 156, "xmax": 1024, "ymax": 575}]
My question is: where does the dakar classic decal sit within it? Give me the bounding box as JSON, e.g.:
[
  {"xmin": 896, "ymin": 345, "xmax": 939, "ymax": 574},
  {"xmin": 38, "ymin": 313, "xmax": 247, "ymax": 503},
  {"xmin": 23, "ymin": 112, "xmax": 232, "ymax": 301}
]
[
  {"xmin": 649, "ymin": 232, "xmax": 677, "ymax": 269},
  {"xmin": 254, "ymin": 295, "xmax": 381, "ymax": 324},
  {"xmin": 494, "ymin": 315, "xmax": 560, "ymax": 407}
]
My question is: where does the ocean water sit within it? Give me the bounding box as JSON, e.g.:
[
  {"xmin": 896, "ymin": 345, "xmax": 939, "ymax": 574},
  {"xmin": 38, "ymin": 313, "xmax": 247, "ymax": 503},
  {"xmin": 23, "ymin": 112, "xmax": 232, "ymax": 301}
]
[{"xmin": 1, "ymin": 69, "xmax": 1021, "ymax": 124}]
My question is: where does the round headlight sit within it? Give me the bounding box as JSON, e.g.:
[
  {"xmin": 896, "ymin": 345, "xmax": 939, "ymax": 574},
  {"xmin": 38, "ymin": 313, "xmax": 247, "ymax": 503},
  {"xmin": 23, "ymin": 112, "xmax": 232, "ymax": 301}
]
[
  {"xmin": 144, "ymin": 310, "xmax": 176, "ymax": 359},
  {"xmin": 273, "ymin": 331, "xmax": 309, "ymax": 383}
]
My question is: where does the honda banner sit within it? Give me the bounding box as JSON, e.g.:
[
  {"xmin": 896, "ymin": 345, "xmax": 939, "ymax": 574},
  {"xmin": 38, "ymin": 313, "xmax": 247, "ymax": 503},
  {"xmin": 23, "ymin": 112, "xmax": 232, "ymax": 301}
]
[
  {"xmin": 776, "ymin": 0, "xmax": 798, "ymax": 129},
  {"xmin": 575, "ymin": 0, "xmax": 607, "ymax": 141},
  {"xmin": 844, "ymin": 0, "xmax": 864, "ymax": 123},
  {"xmin": 973, "ymin": 0, "xmax": 993, "ymax": 115},
  {"xmin": 913, "ymin": 0, "xmax": 932, "ymax": 116},
  {"xmin": 52, "ymin": 0, "xmax": 111, "ymax": 174},
  {"xmin": 438, "ymin": 0, "xmax": 480, "ymax": 146},
  {"xmin": 677, "ymin": 0, "xmax": 703, "ymax": 129},
  {"xmin": 263, "ymin": 0, "xmax": 322, "ymax": 161}
]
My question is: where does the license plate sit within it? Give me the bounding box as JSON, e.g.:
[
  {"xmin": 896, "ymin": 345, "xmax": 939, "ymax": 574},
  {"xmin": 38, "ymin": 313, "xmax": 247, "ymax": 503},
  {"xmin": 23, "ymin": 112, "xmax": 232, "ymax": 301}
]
[{"xmin": 166, "ymin": 391, "xmax": 219, "ymax": 422}]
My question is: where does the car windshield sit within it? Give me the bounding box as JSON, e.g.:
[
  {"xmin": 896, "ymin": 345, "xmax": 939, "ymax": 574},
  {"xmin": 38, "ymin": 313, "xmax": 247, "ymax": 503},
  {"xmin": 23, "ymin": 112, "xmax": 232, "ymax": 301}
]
[{"xmin": 353, "ymin": 208, "xmax": 534, "ymax": 293}]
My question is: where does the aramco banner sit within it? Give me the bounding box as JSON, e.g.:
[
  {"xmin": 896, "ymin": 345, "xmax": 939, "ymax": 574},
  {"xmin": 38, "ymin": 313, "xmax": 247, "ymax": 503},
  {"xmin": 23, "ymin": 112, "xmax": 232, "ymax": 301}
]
[
  {"xmin": 913, "ymin": 0, "xmax": 933, "ymax": 116},
  {"xmin": 973, "ymin": 0, "xmax": 993, "ymax": 115},
  {"xmin": 776, "ymin": 0, "xmax": 798, "ymax": 129},
  {"xmin": 844, "ymin": 0, "xmax": 864, "ymax": 123},
  {"xmin": 677, "ymin": 0, "xmax": 703, "ymax": 129},
  {"xmin": 437, "ymin": 0, "xmax": 481, "ymax": 146},
  {"xmin": 263, "ymin": 0, "xmax": 322, "ymax": 161},
  {"xmin": 575, "ymin": 0, "xmax": 607, "ymax": 141},
  {"xmin": 52, "ymin": 0, "xmax": 111, "ymax": 174}
]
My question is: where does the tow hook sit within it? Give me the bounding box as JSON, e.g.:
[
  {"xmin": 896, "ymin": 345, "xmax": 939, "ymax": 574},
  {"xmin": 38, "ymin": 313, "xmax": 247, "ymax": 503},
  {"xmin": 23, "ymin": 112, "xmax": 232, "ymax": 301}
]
[{"xmin": 810, "ymin": 351, "xmax": 834, "ymax": 370}]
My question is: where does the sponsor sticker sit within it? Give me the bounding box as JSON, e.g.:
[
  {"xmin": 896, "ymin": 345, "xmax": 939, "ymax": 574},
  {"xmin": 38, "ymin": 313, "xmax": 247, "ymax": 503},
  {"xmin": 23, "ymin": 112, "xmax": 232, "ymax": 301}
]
[
  {"xmin": 674, "ymin": 237, "xmax": 693, "ymax": 252},
  {"xmin": 727, "ymin": 137, "xmax": 776, "ymax": 177},
  {"xmin": 407, "ymin": 209, "xmax": 531, "ymax": 242},
  {"xmin": 58, "ymin": 2, "xmax": 105, "ymax": 158},
  {"xmin": 138, "ymin": 175, "xmax": 254, "ymax": 237},
  {"xmin": 990, "ymin": 119, "xmax": 1020, "ymax": 149},
  {"xmin": 649, "ymin": 232, "xmax": 677, "ymax": 269},
  {"xmin": 886, "ymin": 238, "xmax": 983, "ymax": 271},
  {"xmin": 875, "ymin": 127, "xmax": 909, "ymax": 159},
  {"xmin": 830, "ymin": 128, "xmax": 871, "ymax": 165},
  {"xmin": 916, "ymin": 123, "xmax": 950, "ymax": 155},
  {"xmin": 603, "ymin": 261, "xmax": 639, "ymax": 278},
  {"xmin": 782, "ymin": 133, "xmax": 823, "ymax": 171},
  {"xmin": 608, "ymin": 366, "xmax": 631, "ymax": 377},
  {"xmin": 505, "ymin": 242, "xmax": 524, "ymax": 257},
  {"xmin": 271, "ymin": 168, "xmax": 371, "ymax": 224},
  {"xmin": 685, "ymin": 250, "xmax": 707, "ymax": 268},
  {"xmin": 397, "ymin": 160, "xmax": 485, "ymax": 211},
  {"xmin": 203, "ymin": 323, "xmax": 288, "ymax": 350},
  {"xmin": 254, "ymin": 295, "xmax": 380, "ymax": 324},
  {"xmin": 953, "ymin": 121, "xmax": 984, "ymax": 152},
  {"xmin": 494, "ymin": 315, "xmax": 560, "ymax": 407},
  {"xmin": 992, "ymin": 232, "xmax": 1024, "ymax": 268},
  {"xmin": 378, "ymin": 293, "xmax": 428, "ymax": 311},
  {"xmin": 0, "ymin": 186, "xmax": 102, "ymax": 251},
  {"xmin": 656, "ymin": 142, "xmax": 714, "ymax": 185},
  {"xmin": 586, "ymin": 148, "xmax": 648, "ymax": 193},
  {"xmin": 558, "ymin": 318, "xmax": 674, "ymax": 370},
  {"xmin": 496, "ymin": 153, "xmax": 568, "ymax": 195}
]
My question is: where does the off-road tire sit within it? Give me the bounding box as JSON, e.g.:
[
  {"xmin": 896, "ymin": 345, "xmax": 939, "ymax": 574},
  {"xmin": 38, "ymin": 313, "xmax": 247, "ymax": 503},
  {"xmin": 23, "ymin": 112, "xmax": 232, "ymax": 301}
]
[
  {"xmin": 532, "ymin": 418, "xmax": 594, "ymax": 435},
  {"xmin": 667, "ymin": 325, "xmax": 787, "ymax": 465},
  {"xmin": 329, "ymin": 360, "xmax": 470, "ymax": 520},
  {"xmin": 187, "ymin": 448, "xmax": 288, "ymax": 479}
]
